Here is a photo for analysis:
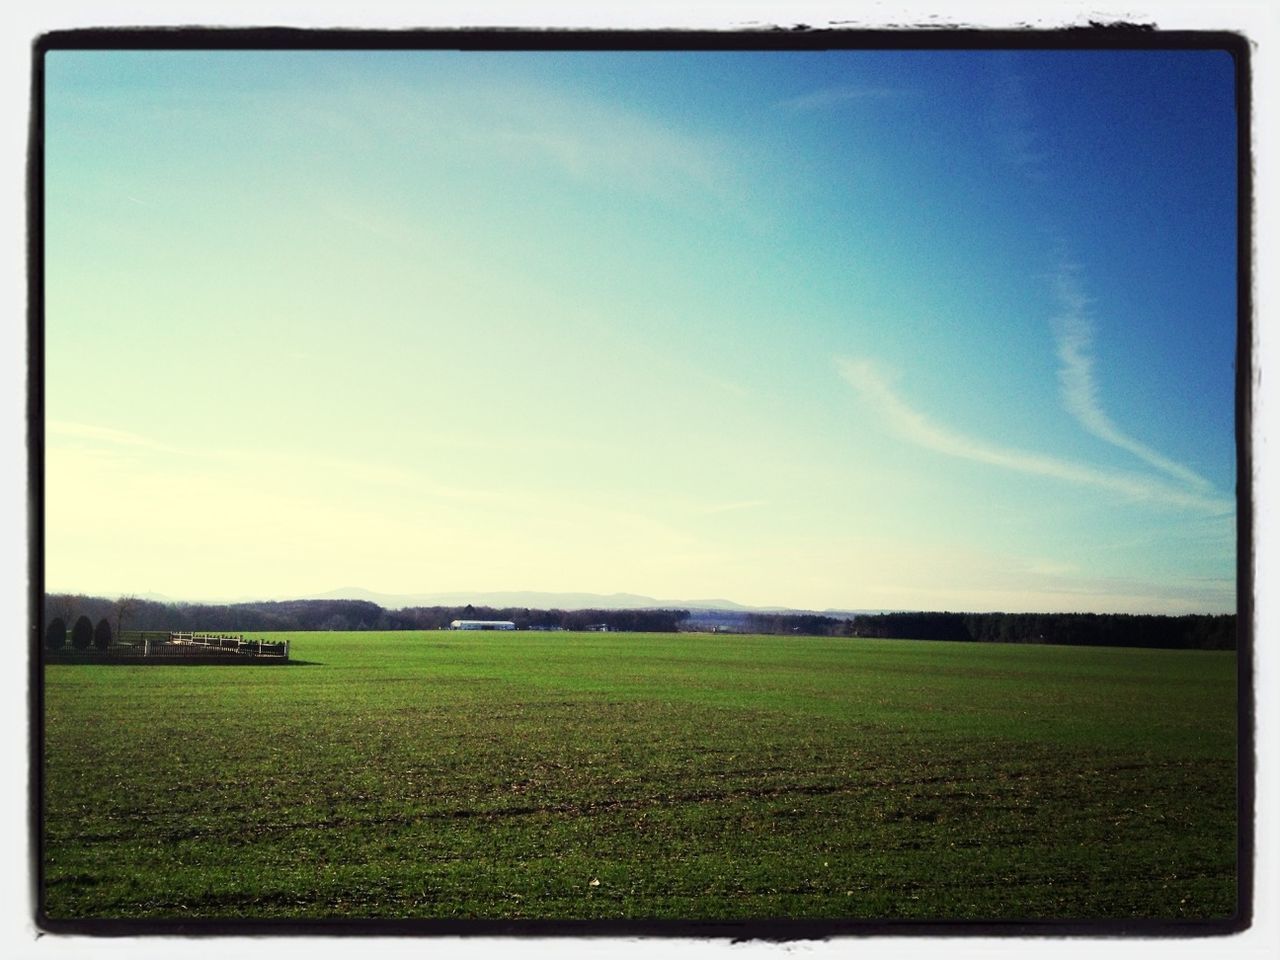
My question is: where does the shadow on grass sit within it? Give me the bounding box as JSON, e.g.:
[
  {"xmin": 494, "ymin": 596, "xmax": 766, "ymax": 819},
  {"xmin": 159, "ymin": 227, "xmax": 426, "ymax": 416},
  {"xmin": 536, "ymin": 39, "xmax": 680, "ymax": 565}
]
[{"xmin": 44, "ymin": 655, "xmax": 323, "ymax": 667}]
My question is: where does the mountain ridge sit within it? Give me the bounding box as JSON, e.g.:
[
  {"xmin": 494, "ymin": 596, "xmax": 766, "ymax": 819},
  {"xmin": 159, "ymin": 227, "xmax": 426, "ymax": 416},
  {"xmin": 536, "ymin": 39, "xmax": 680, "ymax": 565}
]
[
  {"xmin": 47, "ymin": 586, "xmax": 875, "ymax": 618},
  {"xmin": 304, "ymin": 586, "xmax": 850, "ymax": 615}
]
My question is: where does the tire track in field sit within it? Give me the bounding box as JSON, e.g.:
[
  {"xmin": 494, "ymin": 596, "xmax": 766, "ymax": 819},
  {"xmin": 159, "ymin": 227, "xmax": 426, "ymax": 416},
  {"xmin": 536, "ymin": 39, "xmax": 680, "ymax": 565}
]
[{"xmin": 52, "ymin": 754, "xmax": 1233, "ymax": 847}]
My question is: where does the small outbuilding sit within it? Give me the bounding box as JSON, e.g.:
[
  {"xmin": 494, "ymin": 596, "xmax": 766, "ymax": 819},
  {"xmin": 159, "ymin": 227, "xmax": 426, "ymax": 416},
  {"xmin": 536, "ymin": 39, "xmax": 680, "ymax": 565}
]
[{"xmin": 449, "ymin": 619, "xmax": 517, "ymax": 630}]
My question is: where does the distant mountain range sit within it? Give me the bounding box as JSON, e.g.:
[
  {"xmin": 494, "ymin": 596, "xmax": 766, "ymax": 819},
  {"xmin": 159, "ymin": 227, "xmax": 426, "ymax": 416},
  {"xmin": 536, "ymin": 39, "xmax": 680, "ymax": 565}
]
[
  {"xmin": 49, "ymin": 586, "xmax": 873, "ymax": 618},
  {"xmin": 304, "ymin": 587, "xmax": 751, "ymax": 612},
  {"xmin": 301, "ymin": 586, "xmax": 869, "ymax": 617}
]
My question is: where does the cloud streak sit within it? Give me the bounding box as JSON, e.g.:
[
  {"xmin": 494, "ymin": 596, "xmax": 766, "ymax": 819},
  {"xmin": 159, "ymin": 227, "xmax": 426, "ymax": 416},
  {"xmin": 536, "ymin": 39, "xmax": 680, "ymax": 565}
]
[
  {"xmin": 47, "ymin": 419, "xmax": 181, "ymax": 453},
  {"xmin": 700, "ymin": 499, "xmax": 769, "ymax": 515},
  {"xmin": 984, "ymin": 61, "xmax": 1214, "ymax": 494},
  {"xmin": 835, "ymin": 357, "xmax": 1233, "ymax": 515},
  {"xmin": 1050, "ymin": 263, "xmax": 1214, "ymax": 491},
  {"xmin": 425, "ymin": 79, "xmax": 748, "ymax": 210},
  {"xmin": 46, "ymin": 419, "xmax": 416, "ymax": 488},
  {"xmin": 988, "ymin": 63, "xmax": 1051, "ymax": 181}
]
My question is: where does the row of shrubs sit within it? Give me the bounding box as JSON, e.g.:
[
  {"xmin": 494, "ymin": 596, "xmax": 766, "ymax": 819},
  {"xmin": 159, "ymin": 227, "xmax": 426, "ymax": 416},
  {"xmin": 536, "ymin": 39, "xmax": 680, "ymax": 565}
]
[{"xmin": 44, "ymin": 616, "xmax": 112, "ymax": 652}]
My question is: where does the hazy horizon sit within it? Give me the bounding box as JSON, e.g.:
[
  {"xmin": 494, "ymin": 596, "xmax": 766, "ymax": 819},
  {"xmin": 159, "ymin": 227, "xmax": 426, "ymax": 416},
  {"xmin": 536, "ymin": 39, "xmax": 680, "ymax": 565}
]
[
  {"xmin": 43, "ymin": 48, "xmax": 1238, "ymax": 616},
  {"xmin": 38, "ymin": 581, "xmax": 1235, "ymax": 618}
]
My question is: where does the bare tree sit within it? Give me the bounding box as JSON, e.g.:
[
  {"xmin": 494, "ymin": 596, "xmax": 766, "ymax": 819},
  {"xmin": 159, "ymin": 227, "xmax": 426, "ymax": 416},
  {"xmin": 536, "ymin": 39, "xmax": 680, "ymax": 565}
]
[{"xmin": 114, "ymin": 595, "xmax": 140, "ymax": 640}]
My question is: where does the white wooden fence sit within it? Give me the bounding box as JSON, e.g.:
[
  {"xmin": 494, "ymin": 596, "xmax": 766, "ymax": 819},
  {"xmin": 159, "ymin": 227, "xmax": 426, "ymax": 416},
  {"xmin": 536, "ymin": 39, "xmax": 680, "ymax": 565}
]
[{"xmin": 124, "ymin": 632, "xmax": 289, "ymax": 659}]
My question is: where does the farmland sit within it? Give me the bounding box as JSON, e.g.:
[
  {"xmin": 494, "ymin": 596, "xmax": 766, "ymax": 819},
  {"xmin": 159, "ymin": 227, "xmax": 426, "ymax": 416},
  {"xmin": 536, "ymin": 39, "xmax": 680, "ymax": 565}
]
[{"xmin": 41, "ymin": 631, "xmax": 1238, "ymax": 924}]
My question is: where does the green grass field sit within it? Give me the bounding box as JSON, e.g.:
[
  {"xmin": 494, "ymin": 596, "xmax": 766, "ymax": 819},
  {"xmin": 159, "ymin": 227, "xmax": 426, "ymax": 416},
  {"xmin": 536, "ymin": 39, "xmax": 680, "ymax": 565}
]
[{"xmin": 41, "ymin": 631, "xmax": 1239, "ymax": 923}]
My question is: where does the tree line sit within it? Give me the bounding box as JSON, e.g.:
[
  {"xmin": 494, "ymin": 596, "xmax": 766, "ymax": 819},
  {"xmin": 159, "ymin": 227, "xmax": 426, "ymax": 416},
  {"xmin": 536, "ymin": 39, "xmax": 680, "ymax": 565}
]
[
  {"xmin": 40, "ymin": 594, "xmax": 1235, "ymax": 650},
  {"xmin": 746, "ymin": 610, "xmax": 1235, "ymax": 650},
  {"xmin": 40, "ymin": 594, "xmax": 691, "ymax": 636}
]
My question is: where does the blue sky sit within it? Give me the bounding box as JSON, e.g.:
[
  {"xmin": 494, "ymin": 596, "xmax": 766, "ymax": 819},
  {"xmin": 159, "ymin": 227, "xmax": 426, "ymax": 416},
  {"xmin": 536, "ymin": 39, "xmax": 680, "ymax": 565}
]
[{"xmin": 42, "ymin": 48, "xmax": 1238, "ymax": 613}]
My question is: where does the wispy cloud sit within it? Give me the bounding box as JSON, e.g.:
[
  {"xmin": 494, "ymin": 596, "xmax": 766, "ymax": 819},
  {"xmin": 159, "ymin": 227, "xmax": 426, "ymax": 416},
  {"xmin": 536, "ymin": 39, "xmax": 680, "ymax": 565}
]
[
  {"xmin": 425, "ymin": 79, "xmax": 747, "ymax": 209},
  {"xmin": 1023, "ymin": 558, "xmax": 1080, "ymax": 577},
  {"xmin": 778, "ymin": 85, "xmax": 905, "ymax": 112},
  {"xmin": 47, "ymin": 419, "xmax": 177, "ymax": 452},
  {"xmin": 283, "ymin": 69, "xmax": 751, "ymax": 214},
  {"xmin": 988, "ymin": 64, "xmax": 1050, "ymax": 180},
  {"xmin": 985, "ymin": 59, "xmax": 1217, "ymax": 495},
  {"xmin": 47, "ymin": 420, "xmax": 415, "ymax": 488},
  {"xmin": 835, "ymin": 357, "xmax": 1233, "ymax": 515},
  {"xmin": 1050, "ymin": 262, "xmax": 1214, "ymax": 491},
  {"xmin": 700, "ymin": 499, "xmax": 769, "ymax": 515}
]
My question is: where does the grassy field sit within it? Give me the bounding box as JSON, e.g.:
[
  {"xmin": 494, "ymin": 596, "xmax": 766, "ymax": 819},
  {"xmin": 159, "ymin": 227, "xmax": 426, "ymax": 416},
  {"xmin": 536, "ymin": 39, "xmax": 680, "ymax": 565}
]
[{"xmin": 41, "ymin": 631, "xmax": 1238, "ymax": 923}]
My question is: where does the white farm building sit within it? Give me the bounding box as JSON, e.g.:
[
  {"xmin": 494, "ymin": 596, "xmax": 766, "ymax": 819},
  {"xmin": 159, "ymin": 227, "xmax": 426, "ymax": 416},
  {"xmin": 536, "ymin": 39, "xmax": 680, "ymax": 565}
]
[{"xmin": 449, "ymin": 619, "xmax": 517, "ymax": 630}]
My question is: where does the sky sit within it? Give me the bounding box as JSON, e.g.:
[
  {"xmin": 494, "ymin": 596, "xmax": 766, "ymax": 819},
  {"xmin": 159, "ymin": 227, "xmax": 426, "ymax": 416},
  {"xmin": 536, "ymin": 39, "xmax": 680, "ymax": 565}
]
[{"xmin": 40, "ymin": 46, "xmax": 1240, "ymax": 614}]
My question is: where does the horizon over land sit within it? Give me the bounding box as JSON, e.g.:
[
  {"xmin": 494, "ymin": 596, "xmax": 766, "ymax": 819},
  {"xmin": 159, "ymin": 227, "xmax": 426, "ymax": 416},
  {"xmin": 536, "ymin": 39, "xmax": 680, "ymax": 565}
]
[
  {"xmin": 41, "ymin": 583, "xmax": 1235, "ymax": 618},
  {"xmin": 43, "ymin": 48, "xmax": 1239, "ymax": 620}
]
